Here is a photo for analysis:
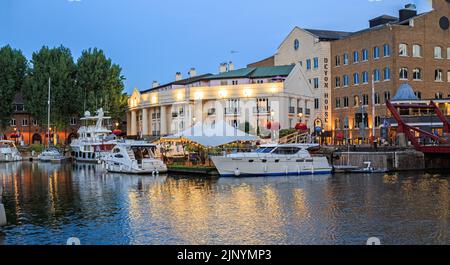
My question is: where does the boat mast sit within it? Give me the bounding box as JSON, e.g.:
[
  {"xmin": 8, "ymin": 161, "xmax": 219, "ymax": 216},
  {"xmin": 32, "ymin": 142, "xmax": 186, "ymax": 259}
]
[{"xmin": 47, "ymin": 77, "xmax": 51, "ymax": 148}]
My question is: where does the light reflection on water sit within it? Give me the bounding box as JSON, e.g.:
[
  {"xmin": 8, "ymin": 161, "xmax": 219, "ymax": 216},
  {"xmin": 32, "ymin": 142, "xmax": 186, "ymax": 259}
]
[{"xmin": 0, "ymin": 162, "xmax": 449, "ymax": 245}]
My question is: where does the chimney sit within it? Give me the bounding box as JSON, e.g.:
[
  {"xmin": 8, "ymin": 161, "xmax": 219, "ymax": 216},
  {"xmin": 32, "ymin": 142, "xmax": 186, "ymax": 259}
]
[
  {"xmin": 152, "ymin": 81, "xmax": 159, "ymax": 88},
  {"xmin": 175, "ymin": 72, "xmax": 182, "ymax": 81},
  {"xmin": 228, "ymin": 61, "xmax": 235, "ymax": 71},
  {"xmin": 399, "ymin": 4, "xmax": 417, "ymax": 22},
  {"xmin": 188, "ymin": 68, "xmax": 197, "ymax": 78},
  {"xmin": 219, "ymin": 63, "xmax": 227, "ymax": 73}
]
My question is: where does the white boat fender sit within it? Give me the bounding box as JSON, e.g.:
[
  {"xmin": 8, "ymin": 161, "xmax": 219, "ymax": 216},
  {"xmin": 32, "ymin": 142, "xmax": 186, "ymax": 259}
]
[
  {"xmin": 285, "ymin": 168, "xmax": 289, "ymax": 175},
  {"xmin": 234, "ymin": 169, "xmax": 241, "ymax": 177},
  {"xmin": 264, "ymin": 165, "xmax": 268, "ymax": 173},
  {"xmin": 152, "ymin": 171, "xmax": 156, "ymax": 176}
]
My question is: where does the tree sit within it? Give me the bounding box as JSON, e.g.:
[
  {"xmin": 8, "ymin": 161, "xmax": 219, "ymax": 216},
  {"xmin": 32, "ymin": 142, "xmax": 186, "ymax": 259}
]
[
  {"xmin": 76, "ymin": 48, "xmax": 126, "ymax": 123},
  {"xmin": 0, "ymin": 45, "xmax": 27, "ymax": 133},
  {"xmin": 23, "ymin": 46, "xmax": 81, "ymax": 130}
]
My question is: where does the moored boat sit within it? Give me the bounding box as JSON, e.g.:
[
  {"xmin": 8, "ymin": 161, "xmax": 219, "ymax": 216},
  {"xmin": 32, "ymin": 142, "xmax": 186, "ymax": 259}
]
[
  {"xmin": 38, "ymin": 147, "xmax": 66, "ymax": 162},
  {"xmin": 210, "ymin": 143, "xmax": 332, "ymax": 177},
  {"xmin": 0, "ymin": 140, "xmax": 22, "ymax": 162},
  {"xmin": 101, "ymin": 141, "xmax": 167, "ymax": 174}
]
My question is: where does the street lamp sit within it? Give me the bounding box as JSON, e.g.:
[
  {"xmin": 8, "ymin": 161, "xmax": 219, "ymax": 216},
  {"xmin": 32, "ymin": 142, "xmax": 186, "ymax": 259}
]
[{"xmin": 298, "ymin": 113, "xmax": 303, "ymax": 122}]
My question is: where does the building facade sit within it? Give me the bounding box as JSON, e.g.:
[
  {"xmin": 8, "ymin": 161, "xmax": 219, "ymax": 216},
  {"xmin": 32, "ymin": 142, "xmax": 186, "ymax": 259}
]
[
  {"xmin": 2, "ymin": 92, "xmax": 80, "ymax": 145},
  {"xmin": 127, "ymin": 64, "xmax": 317, "ymax": 138},
  {"xmin": 249, "ymin": 27, "xmax": 351, "ymax": 135},
  {"xmin": 331, "ymin": 0, "xmax": 450, "ymax": 143}
]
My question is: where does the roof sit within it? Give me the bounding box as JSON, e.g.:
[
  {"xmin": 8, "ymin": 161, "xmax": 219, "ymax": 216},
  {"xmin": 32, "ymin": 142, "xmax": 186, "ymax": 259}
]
[
  {"xmin": 207, "ymin": 65, "xmax": 295, "ymax": 80},
  {"xmin": 303, "ymin": 28, "xmax": 353, "ymax": 41},
  {"xmin": 141, "ymin": 74, "xmax": 213, "ymax": 93},
  {"xmin": 392, "ymin": 83, "xmax": 419, "ymax": 101},
  {"xmin": 369, "ymin": 15, "xmax": 398, "ymax": 22}
]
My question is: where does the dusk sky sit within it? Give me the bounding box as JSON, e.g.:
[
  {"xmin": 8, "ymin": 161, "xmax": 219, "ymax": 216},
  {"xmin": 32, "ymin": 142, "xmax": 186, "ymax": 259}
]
[{"xmin": 1, "ymin": 0, "xmax": 432, "ymax": 94}]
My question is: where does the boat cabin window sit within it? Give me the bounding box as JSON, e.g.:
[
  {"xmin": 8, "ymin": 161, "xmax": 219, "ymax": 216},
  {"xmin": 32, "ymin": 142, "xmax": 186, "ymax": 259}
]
[
  {"xmin": 272, "ymin": 147, "xmax": 301, "ymax": 155},
  {"xmin": 113, "ymin": 148, "xmax": 121, "ymax": 153},
  {"xmin": 256, "ymin": 147, "xmax": 275, "ymax": 154},
  {"xmin": 131, "ymin": 147, "xmax": 155, "ymax": 160},
  {"xmin": 114, "ymin": 154, "xmax": 124, "ymax": 158}
]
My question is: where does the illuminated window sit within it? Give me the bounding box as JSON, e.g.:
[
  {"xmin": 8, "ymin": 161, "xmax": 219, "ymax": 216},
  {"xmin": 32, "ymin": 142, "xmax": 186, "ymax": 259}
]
[{"xmin": 399, "ymin": 43, "xmax": 408, "ymax": 56}]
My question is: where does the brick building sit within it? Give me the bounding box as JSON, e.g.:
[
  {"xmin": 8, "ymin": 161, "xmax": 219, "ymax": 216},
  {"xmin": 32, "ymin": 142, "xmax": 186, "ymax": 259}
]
[
  {"xmin": 2, "ymin": 92, "xmax": 80, "ymax": 146},
  {"xmin": 331, "ymin": 0, "xmax": 450, "ymax": 144}
]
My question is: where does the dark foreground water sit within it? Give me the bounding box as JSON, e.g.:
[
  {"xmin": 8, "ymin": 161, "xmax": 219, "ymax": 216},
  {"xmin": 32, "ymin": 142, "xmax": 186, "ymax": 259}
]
[{"xmin": 0, "ymin": 162, "xmax": 449, "ymax": 245}]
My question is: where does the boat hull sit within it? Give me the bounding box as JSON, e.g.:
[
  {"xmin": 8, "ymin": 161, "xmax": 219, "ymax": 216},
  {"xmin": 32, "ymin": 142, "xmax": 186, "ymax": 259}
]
[{"xmin": 211, "ymin": 156, "xmax": 332, "ymax": 177}]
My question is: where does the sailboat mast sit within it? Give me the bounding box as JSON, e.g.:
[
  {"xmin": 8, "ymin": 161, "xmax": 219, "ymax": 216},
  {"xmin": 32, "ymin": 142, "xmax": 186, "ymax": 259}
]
[{"xmin": 47, "ymin": 77, "xmax": 51, "ymax": 148}]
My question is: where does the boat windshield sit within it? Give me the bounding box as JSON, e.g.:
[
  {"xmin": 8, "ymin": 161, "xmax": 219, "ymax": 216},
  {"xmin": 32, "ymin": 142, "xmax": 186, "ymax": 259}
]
[
  {"xmin": 255, "ymin": 147, "xmax": 275, "ymax": 154},
  {"xmin": 132, "ymin": 147, "xmax": 156, "ymax": 160}
]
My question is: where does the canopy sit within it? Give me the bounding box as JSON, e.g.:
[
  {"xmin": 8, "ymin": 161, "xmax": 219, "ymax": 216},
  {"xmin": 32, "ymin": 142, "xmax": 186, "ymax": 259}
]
[{"xmin": 163, "ymin": 120, "xmax": 259, "ymax": 147}]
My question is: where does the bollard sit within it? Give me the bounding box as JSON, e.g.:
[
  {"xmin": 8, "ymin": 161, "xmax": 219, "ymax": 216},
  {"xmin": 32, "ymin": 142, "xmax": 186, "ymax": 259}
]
[{"xmin": 0, "ymin": 186, "xmax": 6, "ymax": 226}]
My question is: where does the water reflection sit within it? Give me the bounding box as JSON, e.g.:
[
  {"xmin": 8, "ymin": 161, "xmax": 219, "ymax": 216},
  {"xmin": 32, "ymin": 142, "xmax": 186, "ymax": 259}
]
[{"xmin": 0, "ymin": 162, "xmax": 449, "ymax": 245}]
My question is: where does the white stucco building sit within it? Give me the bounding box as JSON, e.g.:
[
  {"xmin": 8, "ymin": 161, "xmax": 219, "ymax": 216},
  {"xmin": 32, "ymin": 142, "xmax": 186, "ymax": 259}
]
[{"xmin": 127, "ymin": 64, "xmax": 316, "ymax": 138}]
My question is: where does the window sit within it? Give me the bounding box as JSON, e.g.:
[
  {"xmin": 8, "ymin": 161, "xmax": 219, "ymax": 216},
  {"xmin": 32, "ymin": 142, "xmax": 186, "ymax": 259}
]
[
  {"xmin": 384, "ymin": 91, "xmax": 391, "ymax": 102},
  {"xmin": 232, "ymin": 80, "xmax": 238, "ymax": 85},
  {"xmin": 362, "ymin": 49, "xmax": 369, "ymax": 61},
  {"xmin": 70, "ymin": 117, "xmax": 77, "ymax": 125},
  {"xmin": 375, "ymin": 116, "xmax": 382, "ymax": 128},
  {"xmin": 399, "ymin": 67, "xmax": 408, "ymax": 80},
  {"xmin": 413, "ymin": 44, "xmax": 422, "ymax": 57},
  {"xmin": 447, "ymin": 71, "xmax": 450, "ymax": 82},
  {"xmin": 294, "ymin": 39, "xmax": 300, "ymax": 50},
  {"xmin": 313, "ymin": 78, "xmax": 319, "ymax": 88},
  {"xmin": 335, "ymin": 55, "xmax": 341, "ymax": 66},
  {"xmin": 434, "ymin": 46, "xmax": 443, "ymax": 59},
  {"xmin": 354, "ymin": 95, "xmax": 360, "ymax": 107},
  {"xmin": 353, "ymin": 51, "xmax": 359, "ymax": 63},
  {"xmin": 10, "ymin": 119, "xmax": 16, "ymax": 127},
  {"xmin": 313, "ymin": 57, "xmax": 319, "ymax": 69},
  {"xmin": 22, "ymin": 119, "xmax": 28, "ymax": 127},
  {"xmin": 415, "ymin": 91, "xmax": 422, "ymax": 99},
  {"xmin": 436, "ymin": 92, "xmax": 444, "ymax": 99},
  {"xmin": 335, "ymin": 98, "xmax": 341, "ymax": 108},
  {"xmin": 362, "ymin": 94, "xmax": 369, "ymax": 105},
  {"xmin": 306, "ymin": 59, "xmax": 311, "ymax": 70},
  {"xmin": 447, "ymin": 47, "xmax": 450, "ymax": 59},
  {"xmin": 399, "ymin": 44, "xmax": 408, "ymax": 56},
  {"xmin": 335, "ymin": 77, "xmax": 341, "ymax": 88},
  {"xmin": 362, "ymin": 71, "xmax": 369, "ymax": 84},
  {"xmin": 353, "ymin": 73, "xmax": 359, "ymax": 85},
  {"xmin": 272, "ymin": 147, "xmax": 301, "ymax": 155},
  {"xmin": 314, "ymin": 98, "xmax": 320, "ymax": 109},
  {"xmin": 343, "ymin": 97, "xmax": 349, "ymax": 107},
  {"xmin": 435, "ymin": 69, "xmax": 443, "ymax": 81},
  {"xmin": 33, "ymin": 120, "xmax": 38, "ymax": 126},
  {"xmin": 384, "ymin": 67, "xmax": 391, "ymax": 80},
  {"xmin": 373, "ymin": 47, "xmax": 380, "ymax": 59},
  {"xmin": 374, "ymin": 92, "xmax": 380, "ymax": 104},
  {"xmin": 383, "ymin": 44, "xmax": 391, "ymax": 57},
  {"xmin": 343, "ymin": 75, "xmax": 349, "ymax": 87},
  {"xmin": 373, "ymin": 69, "xmax": 380, "ymax": 82},
  {"xmin": 413, "ymin": 68, "xmax": 422, "ymax": 80},
  {"xmin": 343, "ymin": 53, "xmax": 349, "ymax": 65}
]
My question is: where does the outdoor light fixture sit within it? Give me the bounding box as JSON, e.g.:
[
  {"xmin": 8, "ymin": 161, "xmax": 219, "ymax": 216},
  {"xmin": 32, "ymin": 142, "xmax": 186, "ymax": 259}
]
[
  {"xmin": 194, "ymin": 91, "xmax": 204, "ymax": 100},
  {"xmin": 218, "ymin": 90, "xmax": 227, "ymax": 98},
  {"xmin": 243, "ymin": 89, "xmax": 252, "ymax": 97}
]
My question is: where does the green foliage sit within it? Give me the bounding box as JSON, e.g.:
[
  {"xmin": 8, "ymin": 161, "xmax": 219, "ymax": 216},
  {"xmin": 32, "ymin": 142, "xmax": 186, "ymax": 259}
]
[
  {"xmin": 23, "ymin": 46, "xmax": 81, "ymax": 129},
  {"xmin": 28, "ymin": 144, "xmax": 45, "ymax": 153},
  {"xmin": 0, "ymin": 45, "xmax": 27, "ymax": 131},
  {"xmin": 76, "ymin": 48, "xmax": 126, "ymax": 122}
]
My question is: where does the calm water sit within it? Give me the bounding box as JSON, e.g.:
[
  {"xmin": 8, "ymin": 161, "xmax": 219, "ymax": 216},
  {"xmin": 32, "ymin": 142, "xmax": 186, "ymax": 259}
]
[{"xmin": 0, "ymin": 162, "xmax": 449, "ymax": 245}]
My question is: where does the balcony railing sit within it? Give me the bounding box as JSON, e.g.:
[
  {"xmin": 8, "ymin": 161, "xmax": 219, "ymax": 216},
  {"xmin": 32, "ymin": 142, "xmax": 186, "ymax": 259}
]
[
  {"xmin": 225, "ymin": 108, "xmax": 240, "ymax": 115},
  {"xmin": 253, "ymin": 106, "xmax": 271, "ymax": 114}
]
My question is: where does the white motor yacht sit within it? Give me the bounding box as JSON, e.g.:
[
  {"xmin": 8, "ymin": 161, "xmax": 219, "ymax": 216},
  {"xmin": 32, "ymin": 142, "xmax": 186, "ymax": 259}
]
[
  {"xmin": 101, "ymin": 141, "xmax": 167, "ymax": 174},
  {"xmin": 211, "ymin": 143, "xmax": 332, "ymax": 177},
  {"xmin": 70, "ymin": 108, "xmax": 116, "ymax": 163},
  {"xmin": 0, "ymin": 140, "xmax": 22, "ymax": 162},
  {"xmin": 38, "ymin": 147, "xmax": 66, "ymax": 162}
]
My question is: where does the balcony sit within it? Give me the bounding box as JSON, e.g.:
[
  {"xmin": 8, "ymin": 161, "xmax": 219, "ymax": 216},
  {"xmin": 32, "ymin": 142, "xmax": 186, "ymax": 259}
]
[
  {"xmin": 225, "ymin": 108, "xmax": 240, "ymax": 115},
  {"xmin": 289, "ymin": 106, "xmax": 296, "ymax": 114},
  {"xmin": 253, "ymin": 106, "xmax": 271, "ymax": 114}
]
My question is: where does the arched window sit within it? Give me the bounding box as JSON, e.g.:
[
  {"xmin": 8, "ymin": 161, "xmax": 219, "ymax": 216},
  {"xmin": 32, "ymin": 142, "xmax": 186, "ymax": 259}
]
[
  {"xmin": 343, "ymin": 75, "xmax": 349, "ymax": 87},
  {"xmin": 384, "ymin": 91, "xmax": 391, "ymax": 102},
  {"xmin": 373, "ymin": 69, "xmax": 380, "ymax": 82},
  {"xmin": 434, "ymin": 46, "xmax": 443, "ymax": 59},
  {"xmin": 383, "ymin": 44, "xmax": 391, "ymax": 57},
  {"xmin": 435, "ymin": 69, "xmax": 443, "ymax": 81},
  {"xmin": 413, "ymin": 68, "xmax": 422, "ymax": 80},
  {"xmin": 362, "ymin": 71, "xmax": 369, "ymax": 83},
  {"xmin": 362, "ymin": 49, "xmax": 369, "ymax": 61},
  {"xmin": 354, "ymin": 95, "xmax": 360, "ymax": 107},
  {"xmin": 353, "ymin": 51, "xmax": 359, "ymax": 63},
  {"xmin": 343, "ymin": 53, "xmax": 349, "ymax": 65},
  {"xmin": 374, "ymin": 92, "xmax": 380, "ymax": 104},
  {"xmin": 413, "ymin": 44, "xmax": 422, "ymax": 57},
  {"xmin": 415, "ymin": 91, "xmax": 422, "ymax": 99},
  {"xmin": 399, "ymin": 67, "xmax": 408, "ymax": 80},
  {"xmin": 399, "ymin": 44, "xmax": 408, "ymax": 56},
  {"xmin": 375, "ymin": 116, "xmax": 382, "ymax": 128},
  {"xmin": 373, "ymin": 47, "xmax": 380, "ymax": 59},
  {"xmin": 353, "ymin": 73, "xmax": 360, "ymax": 85},
  {"xmin": 435, "ymin": 92, "xmax": 443, "ymax": 99},
  {"xmin": 384, "ymin": 67, "xmax": 391, "ymax": 80}
]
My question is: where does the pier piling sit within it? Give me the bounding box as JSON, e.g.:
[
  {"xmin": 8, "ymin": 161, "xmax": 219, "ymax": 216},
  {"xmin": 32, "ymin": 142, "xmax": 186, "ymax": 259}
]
[{"xmin": 0, "ymin": 186, "xmax": 6, "ymax": 226}]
